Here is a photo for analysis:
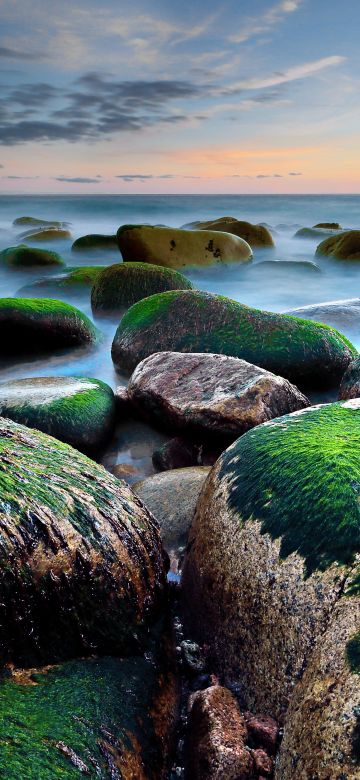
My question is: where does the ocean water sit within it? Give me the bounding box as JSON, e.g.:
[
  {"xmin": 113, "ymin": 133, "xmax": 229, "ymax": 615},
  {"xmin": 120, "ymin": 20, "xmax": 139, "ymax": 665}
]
[{"xmin": 0, "ymin": 193, "xmax": 359, "ymax": 480}]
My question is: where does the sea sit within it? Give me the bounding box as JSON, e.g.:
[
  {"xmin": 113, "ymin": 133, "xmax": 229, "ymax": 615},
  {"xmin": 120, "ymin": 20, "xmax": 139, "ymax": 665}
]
[{"xmin": 0, "ymin": 193, "xmax": 359, "ymax": 480}]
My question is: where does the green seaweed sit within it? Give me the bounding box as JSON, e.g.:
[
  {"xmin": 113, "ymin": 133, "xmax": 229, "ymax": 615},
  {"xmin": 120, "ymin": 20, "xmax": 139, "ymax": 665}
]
[
  {"xmin": 0, "ymin": 245, "xmax": 64, "ymax": 268},
  {"xmin": 0, "ymin": 297, "xmax": 99, "ymax": 349},
  {"xmin": 218, "ymin": 401, "xmax": 360, "ymax": 577},
  {"xmin": 92, "ymin": 262, "xmax": 193, "ymax": 312}
]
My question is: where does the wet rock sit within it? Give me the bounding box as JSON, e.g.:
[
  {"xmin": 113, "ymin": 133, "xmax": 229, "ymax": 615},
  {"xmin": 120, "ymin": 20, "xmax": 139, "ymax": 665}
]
[
  {"xmin": 0, "ymin": 417, "xmax": 165, "ymax": 666},
  {"xmin": 0, "ymin": 244, "xmax": 64, "ymax": 268},
  {"xmin": 314, "ymin": 222, "xmax": 342, "ymax": 229},
  {"xmin": 184, "ymin": 216, "xmax": 274, "ymax": 248},
  {"xmin": 251, "ymin": 749, "xmax": 273, "ymax": 776},
  {"xmin": 285, "ymin": 298, "xmax": 360, "ymax": 336},
  {"xmin": 0, "ymin": 648, "xmax": 177, "ymax": 779},
  {"xmin": 244, "ymin": 259, "xmax": 321, "ymax": 278},
  {"xmin": 117, "ymin": 224, "xmax": 252, "ymax": 269},
  {"xmin": 182, "ymin": 400, "xmax": 360, "ymax": 720},
  {"xmin": 112, "ymin": 462, "xmax": 142, "ymax": 482},
  {"xmin": 0, "ymin": 376, "xmax": 116, "ymax": 454},
  {"xmin": 294, "ymin": 226, "xmax": 342, "ymax": 240},
  {"xmin": 245, "ymin": 714, "xmax": 279, "ymax": 754},
  {"xmin": 71, "ymin": 233, "xmax": 118, "ymax": 251},
  {"xmin": 13, "ymin": 216, "xmax": 69, "ymax": 227},
  {"xmin": 339, "ymin": 354, "xmax": 360, "ymax": 399},
  {"xmin": 133, "ymin": 466, "xmax": 210, "ymax": 558},
  {"xmin": 112, "ymin": 290, "xmax": 356, "ymax": 388},
  {"xmin": 181, "ymin": 640, "xmax": 206, "ymax": 674},
  {"xmin": 114, "ymin": 385, "xmax": 133, "ymax": 415},
  {"xmin": 91, "ymin": 262, "xmax": 193, "ymax": 314},
  {"xmin": 24, "ymin": 228, "xmax": 72, "ymax": 241},
  {"xmin": 316, "ymin": 229, "xmax": 360, "ymax": 260},
  {"xmin": 152, "ymin": 437, "xmax": 220, "ymax": 471},
  {"xmin": 0, "ymin": 297, "xmax": 99, "ymax": 353},
  {"xmin": 127, "ymin": 352, "xmax": 309, "ymax": 439},
  {"xmin": 17, "ymin": 266, "xmax": 103, "ymax": 299},
  {"xmin": 187, "ymin": 685, "xmax": 254, "ymax": 779}
]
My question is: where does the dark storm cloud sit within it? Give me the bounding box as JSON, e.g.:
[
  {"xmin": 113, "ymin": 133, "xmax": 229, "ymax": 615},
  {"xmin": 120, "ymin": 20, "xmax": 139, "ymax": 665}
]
[{"xmin": 0, "ymin": 73, "xmax": 201, "ymax": 145}]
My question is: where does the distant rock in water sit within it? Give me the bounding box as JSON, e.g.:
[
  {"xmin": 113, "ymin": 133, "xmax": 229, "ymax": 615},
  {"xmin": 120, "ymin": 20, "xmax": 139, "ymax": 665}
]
[
  {"xmin": 183, "ymin": 216, "xmax": 275, "ymax": 248},
  {"xmin": 0, "ymin": 650, "xmax": 177, "ymax": 779},
  {"xmin": 127, "ymin": 351, "xmax": 309, "ymax": 439},
  {"xmin": 0, "ymin": 376, "xmax": 116, "ymax": 453},
  {"xmin": 0, "ymin": 297, "xmax": 99, "ymax": 353},
  {"xmin": 111, "ymin": 290, "xmax": 356, "ymax": 388},
  {"xmin": 314, "ymin": 222, "xmax": 342, "ymax": 229},
  {"xmin": 243, "ymin": 259, "xmax": 321, "ymax": 277},
  {"xmin": 71, "ymin": 233, "xmax": 118, "ymax": 252},
  {"xmin": 116, "ymin": 224, "xmax": 252, "ymax": 269},
  {"xmin": 91, "ymin": 261, "xmax": 193, "ymax": 314},
  {"xmin": 23, "ymin": 228, "xmax": 72, "ymax": 241},
  {"xmin": 294, "ymin": 226, "xmax": 343, "ymax": 240},
  {"xmin": 316, "ymin": 230, "xmax": 360, "ymax": 260},
  {"xmin": 0, "ymin": 417, "xmax": 165, "ymax": 666},
  {"xmin": 13, "ymin": 216, "xmax": 70, "ymax": 227},
  {"xmin": 16, "ymin": 266, "xmax": 103, "ymax": 299},
  {"xmin": 285, "ymin": 298, "xmax": 360, "ymax": 337},
  {"xmin": 0, "ymin": 244, "xmax": 64, "ymax": 268}
]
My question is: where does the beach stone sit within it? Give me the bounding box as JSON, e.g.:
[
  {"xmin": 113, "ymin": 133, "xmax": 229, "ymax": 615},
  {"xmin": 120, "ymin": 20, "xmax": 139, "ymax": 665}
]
[
  {"xmin": 314, "ymin": 222, "xmax": 342, "ymax": 229},
  {"xmin": 133, "ymin": 466, "xmax": 210, "ymax": 557},
  {"xmin": 16, "ymin": 266, "xmax": 104, "ymax": 300},
  {"xmin": 0, "ymin": 648, "xmax": 177, "ymax": 780},
  {"xmin": 117, "ymin": 224, "xmax": 252, "ymax": 269},
  {"xmin": 91, "ymin": 261, "xmax": 193, "ymax": 314},
  {"xmin": 111, "ymin": 290, "xmax": 356, "ymax": 387},
  {"xmin": 184, "ymin": 216, "xmax": 274, "ymax": 248},
  {"xmin": 244, "ymin": 259, "xmax": 321, "ymax": 278},
  {"xmin": 294, "ymin": 226, "xmax": 342, "ymax": 240},
  {"xmin": 187, "ymin": 685, "xmax": 254, "ymax": 779},
  {"xmin": 0, "ymin": 297, "xmax": 98, "ymax": 353},
  {"xmin": 152, "ymin": 437, "xmax": 220, "ymax": 471},
  {"xmin": 0, "ymin": 244, "xmax": 64, "ymax": 268},
  {"xmin": 316, "ymin": 229, "xmax": 360, "ymax": 260},
  {"xmin": 0, "ymin": 417, "xmax": 165, "ymax": 666},
  {"xmin": 0, "ymin": 376, "xmax": 116, "ymax": 453},
  {"xmin": 182, "ymin": 400, "xmax": 360, "ymax": 721},
  {"xmin": 71, "ymin": 233, "xmax": 118, "ymax": 252},
  {"xmin": 286, "ymin": 299, "xmax": 360, "ymax": 336},
  {"xmin": 339, "ymin": 354, "xmax": 360, "ymax": 399},
  {"xmin": 13, "ymin": 216, "xmax": 69, "ymax": 227},
  {"xmin": 277, "ymin": 594, "xmax": 360, "ymax": 779},
  {"xmin": 245, "ymin": 714, "xmax": 279, "ymax": 754},
  {"xmin": 127, "ymin": 352, "xmax": 309, "ymax": 439},
  {"xmin": 24, "ymin": 228, "xmax": 72, "ymax": 241},
  {"xmin": 114, "ymin": 385, "xmax": 133, "ymax": 415}
]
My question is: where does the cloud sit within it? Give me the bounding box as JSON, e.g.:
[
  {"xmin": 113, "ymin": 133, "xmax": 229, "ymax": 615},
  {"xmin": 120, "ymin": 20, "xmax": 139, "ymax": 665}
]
[
  {"xmin": 288, "ymin": 171, "xmax": 303, "ymax": 175},
  {"xmin": 2, "ymin": 174, "xmax": 39, "ymax": 179},
  {"xmin": 229, "ymin": 0, "xmax": 302, "ymax": 44},
  {"xmin": 0, "ymin": 45, "xmax": 44, "ymax": 61},
  {"xmin": 54, "ymin": 176, "xmax": 102, "ymax": 183},
  {"xmin": 228, "ymin": 56, "xmax": 347, "ymax": 91}
]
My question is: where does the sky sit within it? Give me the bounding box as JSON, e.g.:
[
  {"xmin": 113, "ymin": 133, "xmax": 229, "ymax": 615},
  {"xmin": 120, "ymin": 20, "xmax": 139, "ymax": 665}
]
[{"xmin": 0, "ymin": 0, "xmax": 359, "ymax": 194}]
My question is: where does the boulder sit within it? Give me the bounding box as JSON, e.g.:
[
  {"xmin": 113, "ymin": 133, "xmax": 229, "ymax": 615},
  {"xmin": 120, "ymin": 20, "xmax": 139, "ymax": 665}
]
[
  {"xmin": 0, "ymin": 649, "xmax": 177, "ymax": 779},
  {"xmin": 182, "ymin": 400, "xmax": 360, "ymax": 722},
  {"xmin": 285, "ymin": 299, "xmax": 360, "ymax": 337},
  {"xmin": 91, "ymin": 262, "xmax": 193, "ymax": 314},
  {"xmin": 294, "ymin": 227, "xmax": 342, "ymax": 240},
  {"xmin": 111, "ymin": 290, "xmax": 356, "ymax": 388},
  {"xmin": 316, "ymin": 230, "xmax": 360, "ymax": 260},
  {"xmin": 133, "ymin": 466, "xmax": 210, "ymax": 559},
  {"xmin": 24, "ymin": 228, "xmax": 72, "ymax": 241},
  {"xmin": 339, "ymin": 355, "xmax": 360, "ymax": 399},
  {"xmin": 13, "ymin": 216, "xmax": 69, "ymax": 227},
  {"xmin": 152, "ymin": 437, "xmax": 221, "ymax": 471},
  {"xmin": 314, "ymin": 222, "xmax": 342, "ymax": 229},
  {"xmin": 71, "ymin": 233, "xmax": 118, "ymax": 252},
  {"xmin": 127, "ymin": 352, "xmax": 309, "ymax": 439},
  {"xmin": 187, "ymin": 685, "xmax": 255, "ymax": 779},
  {"xmin": 116, "ymin": 224, "xmax": 252, "ymax": 269},
  {"xmin": 244, "ymin": 259, "xmax": 321, "ymax": 278},
  {"xmin": 17, "ymin": 267, "xmax": 104, "ymax": 299},
  {"xmin": 184, "ymin": 217, "xmax": 274, "ymax": 248},
  {"xmin": 0, "ymin": 376, "xmax": 116, "ymax": 453},
  {"xmin": 0, "ymin": 244, "xmax": 64, "ymax": 268},
  {"xmin": 0, "ymin": 297, "xmax": 98, "ymax": 353},
  {"xmin": 0, "ymin": 417, "xmax": 165, "ymax": 666}
]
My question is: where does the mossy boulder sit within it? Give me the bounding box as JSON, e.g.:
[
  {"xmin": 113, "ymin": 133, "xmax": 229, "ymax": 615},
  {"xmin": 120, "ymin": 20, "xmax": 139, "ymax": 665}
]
[
  {"xmin": 24, "ymin": 228, "xmax": 72, "ymax": 242},
  {"xmin": 182, "ymin": 400, "xmax": 360, "ymax": 723},
  {"xmin": 0, "ymin": 417, "xmax": 165, "ymax": 666},
  {"xmin": 13, "ymin": 216, "xmax": 69, "ymax": 227},
  {"xmin": 71, "ymin": 233, "xmax": 118, "ymax": 252},
  {"xmin": 0, "ymin": 297, "xmax": 99, "ymax": 353},
  {"xmin": 111, "ymin": 290, "xmax": 356, "ymax": 388},
  {"xmin": 0, "ymin": 376, "xmax": 116, "ymax": 453},
  {"xmin": 286, "ymin": 299, "xmax": 360, "ymax": 338},
  {"xmin": 294, "ymin": 226, "xmax": 343, "ymax": 240},
  {"xmin": 16, "ymin": 267, "xmax": 103, "ymax": 299},
  {"xmin": 316, "ymin": 230, "xmax": 360, "ymax": 260},
  {"xmin": 0, "ymin": 244, "xmax": 64, "ymax": 268},
  {"xmin": 91, "ymin": 262, "xmax": 194, "ymax": 314},
  {"xmin": 339, "ymin": 355, "xmax": 360, "ymax": 400},
  {"xmin": 117, "ymin": 224, "xmax": 252, "ymax": 269},
  {"xmin": 0, "ymin": 649, "xmax": 177, "ymax": 779},
  {"xmin": 314, "ymin": 222, "xmax": 342, "ymax": 229},
  {"xmin": 185, "ymin": 216, "xmax": 275, "ymax": 248}
]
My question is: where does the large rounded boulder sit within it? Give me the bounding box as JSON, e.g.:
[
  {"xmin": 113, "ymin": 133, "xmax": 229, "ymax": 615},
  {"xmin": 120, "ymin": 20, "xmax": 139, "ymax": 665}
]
[
  {"xmin": 185, "ymin": 216, "xmax": 274, "ymax": 248},
  {"xmin": 0, "ymin": 417, "xmax": 165, "ymax": 666},
  {"xmin": 127, "ymin": 352, "xmax": 309, "ymax": 438},
  {"xmin": 0, "ymin": 297, "xmax": 98, "ymax": 353},
  {"xmin": 0, "ymin": 244, "xmax": 64, "ymax": 268},
  {"xmin": 182, "ymin": 400, "xmax": 360, "ymax": 723},
  {"xmin": 316, "ymin": 230, "xmax": 360, "ymax": 260},
  {"xmin": 91, "ymin": 261, "xmax": 193, "ymax": 314},
  {"xmin": 72, "ymin": 233, "xmax": 118, "ymax": 252},
  {"xmin": 117, "ymin": 224, "xmax": 252, "ymax": 269},
  {"xmin": 111, "ymin": 290, "xmax": 356, "ymax": 387},
  {"xmin": 339, "ymin": 355, "xmax": 360, "ymax": 399},
  {"xmin": 0, "ymin": 376, "xmax": 116, "ymax": 453}
]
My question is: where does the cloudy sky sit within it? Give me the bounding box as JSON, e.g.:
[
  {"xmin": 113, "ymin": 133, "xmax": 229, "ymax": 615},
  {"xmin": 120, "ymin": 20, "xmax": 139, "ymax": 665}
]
[{"xmin": 0, "ymin": 0, "xmax": 359, "ymax": 193}]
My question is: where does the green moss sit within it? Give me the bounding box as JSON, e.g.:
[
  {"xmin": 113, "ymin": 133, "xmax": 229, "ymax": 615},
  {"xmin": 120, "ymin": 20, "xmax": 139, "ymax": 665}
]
[
  {"xmin": 346, "ymin": 633, "xmax": 360, "ymax": 674},
  {"xmin": 0, "ymin": 245, "xmax": 64, "ymax": 268},
  {"xmin": 219, "ymin": 401, "xmax": 360, "ymax": 578},
  {"xmin": 71, "ymin": 234, "xmax": 118, "ymax": 252},
  {"xmin": 112, "ymin": 290, "xmax": 357, "ymax": 385},
  {"xmin": 92, "ymin": 262, "xmax": 193, "ymax": 312},
  {"xmin": 0, "ymin": 297, "xmax": 99, "ymax": 349},
  {"xmin": 0, "ymin": 654, "xmax": 169, "ymax": 779}
]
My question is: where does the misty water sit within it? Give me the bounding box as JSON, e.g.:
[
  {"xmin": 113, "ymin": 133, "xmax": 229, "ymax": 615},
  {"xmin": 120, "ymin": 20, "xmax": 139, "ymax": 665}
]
[{"xmin": 1, "ymin": 194, "xmax": 359, "ymax": 482}]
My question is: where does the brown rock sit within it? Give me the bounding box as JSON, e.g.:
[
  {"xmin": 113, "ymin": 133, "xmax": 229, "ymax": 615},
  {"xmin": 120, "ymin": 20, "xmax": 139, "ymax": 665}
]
[
  {"xmin": 245, "ymin": 714, "xmax": 279, "ymax": 754},
  {"xmin": 339, "ymin": 354, "xmax": 360, "ymax": 400},
  {"xmin": 185, "ymin": 217, "xmax": 275, "ymax": 248},
  {"xmin": 152, "ymin": 437, "xmax": 221, "ymax": 471},
  {"xmin": 251, "ymin": 748, "xmax": 273, "ymax": 776},
  {"xmin": 128, "ymin": 352, "xmax": 309, "ymax": 440},
  {"xmin": 187, "ymin": 685, "xmax": 255, "ymax": 779},
  {"xmin": 114, "ymin": 385, "xmax": 133, "ymax": 415}
]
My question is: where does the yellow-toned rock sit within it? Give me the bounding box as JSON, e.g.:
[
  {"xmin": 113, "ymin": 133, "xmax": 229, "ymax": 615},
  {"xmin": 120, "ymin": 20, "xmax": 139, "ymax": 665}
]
[{"xmin": 185, "ymin": 216, "xmax": 274, "ymax": 248}]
